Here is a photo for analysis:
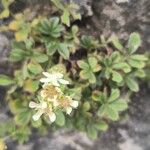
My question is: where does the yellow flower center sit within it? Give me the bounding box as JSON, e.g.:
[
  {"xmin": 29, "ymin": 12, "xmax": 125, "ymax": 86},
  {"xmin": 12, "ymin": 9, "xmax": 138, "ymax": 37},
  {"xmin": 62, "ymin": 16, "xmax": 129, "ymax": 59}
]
[{"xmin": 41, "ymin": 85, "xmax": 61, "ymax": 99}]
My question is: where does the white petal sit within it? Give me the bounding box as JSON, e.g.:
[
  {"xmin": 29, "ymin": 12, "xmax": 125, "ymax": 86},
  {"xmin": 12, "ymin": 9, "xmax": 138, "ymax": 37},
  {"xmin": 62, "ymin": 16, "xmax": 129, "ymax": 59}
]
[
  {"xmin": 29, "ymin": 101, "xmax": 47, "ymax": 109},
  {"xmin": 66, "ymin": 107, "xmax": 72, "ymax": 115},
  {"xmin": 59, "ymin": 79, "xmax": 69, "ymax": 85},
  {"xmin": 40, "ymin": 78, "xmax": 51, "ymax": 83},
  {"xmin": 51, "ymin": 80, "xmax": 60, "ymax": 87},
  {"xmin": 55, "ymin": 87, "xmax": 62, "ymax": 93},
  {"xmin": 40, "ymin": 90, "xmax": 46, "ymax": 98},
  {"xmin": 70, "ymin": 100, "xmax": 78, "ymax": 108},
  {"xmin": 40, "ymin": 101, "xmax": 47, "ymax": 109},
  {"xmin": 48, "ymin": 97, "xmax": 59, "ymax": 107},
  {"xmin": 29, "ymin": 101, "xmax": 38, "ymax": 108},
  {"xmin": 42, "ymin": 83, "xmax": 49, "ymax": 87},
  {"xmin": 32, "ymin": 110, "xmax": 44, "ymax": 121},
  {"xmin": 53, "ymin": 100, "xmax": 59, "ymax": 107},
  {"xmin": 48, "ymin": 112, "xmax": 56, "ymax": 122},
  {"xmin": 42, "ymin": 72, "xmax": 51, "ymax": 78}
]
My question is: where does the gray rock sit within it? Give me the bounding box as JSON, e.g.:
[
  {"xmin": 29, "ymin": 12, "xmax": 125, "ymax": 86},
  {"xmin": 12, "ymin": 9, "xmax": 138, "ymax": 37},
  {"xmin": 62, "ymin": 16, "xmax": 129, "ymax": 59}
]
[
  {"xmin": 33, "ymin": 130, "xmax": 94, "ymax": 150},
  {"xmin": 0, "ymin": 34, "xmax": 10, "ymax": 62},
  {"xmin": 86, "ymin": 0, "xmax": 150, "ymax": 51}
]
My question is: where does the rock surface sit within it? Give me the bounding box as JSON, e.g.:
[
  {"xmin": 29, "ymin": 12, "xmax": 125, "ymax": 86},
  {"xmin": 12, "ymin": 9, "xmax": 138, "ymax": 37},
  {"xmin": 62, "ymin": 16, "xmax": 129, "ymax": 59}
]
[{"xmin": 84, "ymin": 0, "xmax": 150, "ymax": 51}]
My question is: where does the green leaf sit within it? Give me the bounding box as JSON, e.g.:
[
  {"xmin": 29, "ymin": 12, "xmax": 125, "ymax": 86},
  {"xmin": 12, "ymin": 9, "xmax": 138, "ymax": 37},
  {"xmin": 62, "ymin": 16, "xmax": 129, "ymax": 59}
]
[
  {"xmin": 55, "ymin": 111, "xmax": 65, "ymax": 126},
  {"xmin": 88, "ymin": 57, "xmax": 101, "ymax": 72},
  {"xmin": 128, "ymin": 59, "xmax": 145, "ymax": 69},
  {"xmin": 25, "ymin": 39, "xmax": 34, "ymax": 50},
  {"xmin": 46, "ymin": 42, "xmax": 58, "ymax": 56},
  {"xmin": 24, "ymin": 79, "xmax": 39, "ymax": 93},
  {"xmin": 0, "ymin": 9, "xmax": 9, "ymax": 19},
  {"xmin": 83, "ymin": 102, "xmax": 91, "ymax": 112},
  {"xmin": 58, "ymin": 43, "xmax": 70, "ymax": 59},
  {"xmin": 12, "ymin": 41, "xmax": 26, "ymax": 50},
  {"xmin": 0, "ymin": 75, "xmax": 15, "ymax": 86},
  {"xmin": 126, "ymin": 76, "xmax": 139, "ymax": 92},
  {"xmin": 14, "ymin": 126, "xmax": 31, "ymax": 144},
  {"xmin": 112, "ymin": 71, "xmax": 123, "ymax": 83},
  {"xmin": 61, "ymin": 10, "xmax": 70, "ymax": 26},
  {"xmin": 15, "ymin": 109, "xmax": 31, "ymax": 126},
  {"xmin": 31, "ymin": 118, "xmax": 42, "ymax": 128},
  {"xmin": 27, "ymin": 62, "xmax": 43, "ymax": 75},
  {"xmin": 134, "ymin": 69, "xmax": 146, "ymax": 78},
  {"xmin": 22, "ymin": 61, "xmax": 29, "ymax": 80},
  {"xmin": 9, "ymin": 100, "xmax": 24, "ymax": 114},
  {"xmin": 110, "ymin": 52, "xmax": 122, "ymax": 64},
  {"xmin": 107, "ymin": 106, "xmax": 119, "ymax": 121},
  {"xmin": 113, "ymin": 62, "xmax": 131, "ymax": 73},
  {"xmin": 80, "ymin": 70, "xmax": 96, "ymax": 83},
  {"xmin": 80, "ymin": 70, "xmax": 88, "ymax": 79},
  {"xmin": 38, "ymin": 18, "xmax": 64, "ymax": 38},
  {"xmin": 98, "ymin": 104, "xmax": 108, "ymax": 117},
  {"xmin": 51, "ymin": 0, "xmax": 64, "ymax": 10},
  {"xmin": 9, "ymin": 49, "xmax": 26, "ymax": 62},
  {"xmin": 110, "ymin": 100, "xmax": 128, "ymax": 111},
  {"xmin": 87, "ymin": 125, "xmax": 97, "ymax": 139},
  {"xmin": 81, "ymin": 35, "xmax": 98, "ymax": 49},
  {"xmin": 108, "ymin": 89, "xmax": 120, "ymax": 102},
  {"xmin": 128, "ymin": 32, "xmax": 141, "ymax": 54},
  {"xmin": 98, "ymin": 105, "xmax": 119, "ymax": 121},
  {"xmin": 95, "ymin": 121, "xmax": 108, "ymax": 131},
  {"xmin": 110, "ymin": 35, "xmax": 123, "ymax": 50},
  {"xmin": 89, "ymin": 73, "xmax": 96, "ymax": 83},
  {"xmin": 32, "ymin": 52, "xmax": 48, "ymax": 63},
  {"xmin": 49, "ymin": 64, "xmax": 66, "ymax": 74},
  {"xmin": 130, "ymin": 54, "xmax": 148, "ymax": 61},
  {"xmin": 77, "ymin": 60, "xmax": 89, "ymax": 70},
  {"xmin": 88, "ymin": 57, "xmax": 97, "ymax": 68}
]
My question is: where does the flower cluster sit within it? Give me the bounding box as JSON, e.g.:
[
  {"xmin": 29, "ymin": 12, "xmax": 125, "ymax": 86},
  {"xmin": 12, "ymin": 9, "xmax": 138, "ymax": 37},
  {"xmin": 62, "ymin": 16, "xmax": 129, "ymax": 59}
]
[{"xmin": 29, "ymin": 72, "xmax": 79, "ymax": 123}]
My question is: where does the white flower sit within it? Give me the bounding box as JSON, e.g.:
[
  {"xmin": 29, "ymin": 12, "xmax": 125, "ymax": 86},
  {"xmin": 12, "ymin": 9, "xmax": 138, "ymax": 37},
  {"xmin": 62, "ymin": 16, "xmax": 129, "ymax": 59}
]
[
  {"xmin": 66, "ymin": 107, "xmax": 73, "ymax": 115},
  {"xmin": 70, "ymin": 100, "xmax": 79, "ymax": 108},
  {"xmin": 40, "ymin": 72, "xmax": 69, "ymax": 87},
  {"xmin": 29, "ymin": 101, "xmax": 56, "ymax": 122},
  {"xmin": 48, "ymin": 96, "xmax": 59, "ymax": 107},
  {"xmin": 40, "ymin": 84, "xmax": 62, "ymax": 100},
  {"xmin": 59, "ymin": 96, "xmax": 79, "ymax": 115},
  {"xmin": 65, "ymin": 100, "xmax": 79, "ymax": 115}
]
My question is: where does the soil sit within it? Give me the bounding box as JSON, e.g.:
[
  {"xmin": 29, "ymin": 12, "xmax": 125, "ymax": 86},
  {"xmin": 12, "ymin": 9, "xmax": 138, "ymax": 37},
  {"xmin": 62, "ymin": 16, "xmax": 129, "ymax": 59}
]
[{"xmin": 0, "ymin": 0, "xmax": 150, "ymax": 150}]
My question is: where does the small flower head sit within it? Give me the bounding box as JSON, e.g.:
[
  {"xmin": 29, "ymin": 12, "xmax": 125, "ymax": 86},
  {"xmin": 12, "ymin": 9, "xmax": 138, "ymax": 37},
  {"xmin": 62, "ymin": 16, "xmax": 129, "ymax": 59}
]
[
  {"xmin": 40, "ymin": 84, "xmax": 62, "ymax": 100},
  {"xmin": 29, "ymin": 101, "xmax": 56, "ymax": 122},
  {"xmin": 58, "ymin": 95, "xmax": 79, "ymax": 115},
  {"xmin": 40, "ymin": 72, "xmax": 69, "ymax": 87},
  {"xmin": 29, "ymin": 72, "xmax": 78, "ymax": 123}
]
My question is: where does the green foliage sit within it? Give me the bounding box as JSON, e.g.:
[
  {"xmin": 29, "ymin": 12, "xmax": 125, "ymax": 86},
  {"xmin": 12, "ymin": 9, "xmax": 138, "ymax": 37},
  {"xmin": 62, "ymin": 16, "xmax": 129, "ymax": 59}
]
[
  {"xmin": 55, "ymin": 110, "xmax": 65, "ymax": 126},
  {"xmin": 37, "ymin": 18, "xmax": 70, "ymax": 59},
  {"xmin": 128, "ymin": 32, "xmax": 141, "ymax": 54},
  {"xmin": 81, "ymin": 35, "xmax": 99, "ymax": 50},
  {"xmin": 77, "ymin": 57, "xmax": 101, "ymax": 83},
  {"xmin": 0, "ymin": 75, "xmax": 15, "ymax": 86},
  {"xmin": 98, "ymin": 89, "xmax": 128, "ymax": 121},
  {"xmin": 37, "ymin": 17, "xmax": 64, "ymax": 38},
  {"xmin": 51, "ymin": 0, "xmax": 81, "ymax": 26},
  {"xmin": 0, "ymin": 0, "xmax": 15, "ymax": 19}
]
